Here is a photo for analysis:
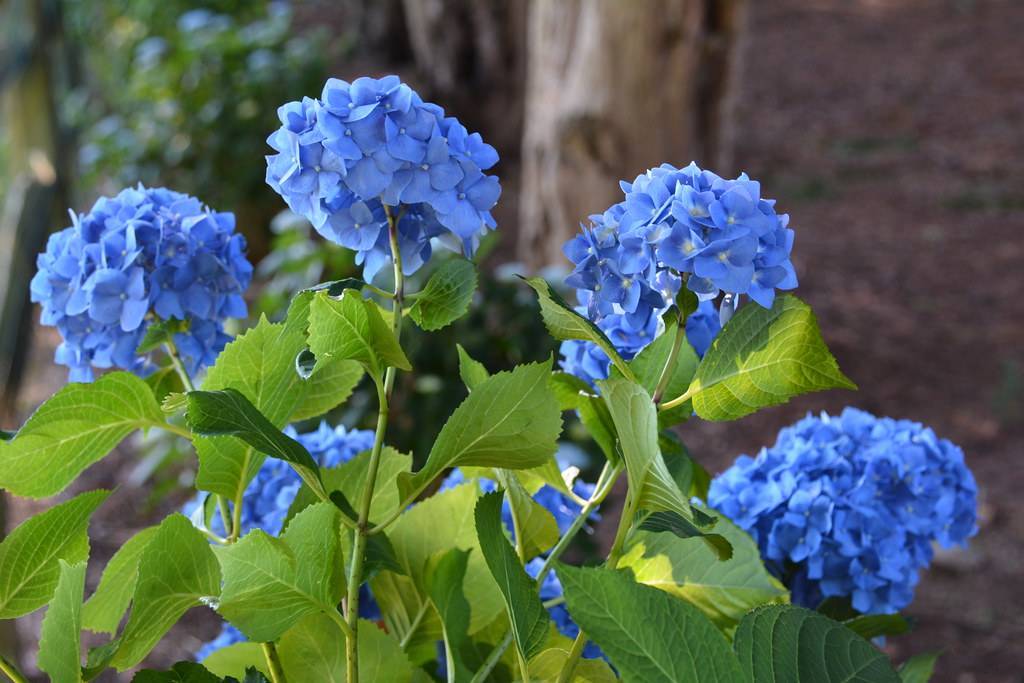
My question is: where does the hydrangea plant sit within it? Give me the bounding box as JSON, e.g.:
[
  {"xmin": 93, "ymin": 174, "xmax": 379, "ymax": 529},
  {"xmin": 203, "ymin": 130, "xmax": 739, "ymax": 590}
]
[{"xmin": 0, "ymin": 75, "xmax": 968, "ymax": 683}]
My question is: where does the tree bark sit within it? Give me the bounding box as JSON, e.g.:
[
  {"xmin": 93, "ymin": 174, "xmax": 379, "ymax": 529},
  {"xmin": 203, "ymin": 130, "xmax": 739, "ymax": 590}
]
[{"xmin": 518, "ymin": 0, "xmax": 748, "ymax": 267}]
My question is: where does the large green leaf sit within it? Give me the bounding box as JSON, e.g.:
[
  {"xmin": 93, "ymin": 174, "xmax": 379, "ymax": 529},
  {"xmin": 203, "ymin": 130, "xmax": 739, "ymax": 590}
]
[
  {"xmin": 598, "ymin": 378, "xmax": 728, "ymax": 558},
  {"xmin": 130, "ymin": 661, "xmax": 222, "ymax": 683},
  {"xmin": 548, "ymin": 372, "xmax": 618, "ymax": 463},
  {"xmin": 374, "ymin": 483, "xmax": 502, "ymax": 639},
  {"xmin": 0, "ymin": 489, "xmax": 109, "ymax": 618},
  {"xmin": 186, "ymin": 389, "xmax": 326, "ymax": 500},
  {"xmin": 520, "ymin": 276, "xmax": 635, "ymax": 381},
  {"xmin": 557, "ymin": 564, "xmax": 743, "ymax": 682},
  {"xmin": 397, "ymin": 361, "xmax": 561, "ymax": 501},
  {"xmin": 410, "ymin": 259, "xmax": 478, "ymax": 331},
  {"xmin": 0, "ymin": 373, "xmax": 164, "ymax": 497},
  {"xmin": 111, "ymin": 514, "xmax": 222, "ymax": 670},
  {"xmin": 216, "ymin": 502, "xmax": 343, "ymax": 642},
  {"xmin": 496, "ymin": 470, "xmax": 559, "ymax": 559},
  {"xmin": 307, "ymin": 289, "xmax": 410, "ymax": 379},
  {"xmin": 529, "ymin": 648, "xmax": 617, "ymax": 682},
  {"xmin": 278, "ymin": 615, "xmax": 413, "ymax": 683},
  {"xmin": 734, "ymin": 605, "xmax": 901, "ymax": 682},
  {"xmin": 475, "ymin": 491, "xmax": 550, "ymax": 660},
  {"xmin": 682, "ymin": 295, "xmax": 855, "ymax": 421},
  {"xmin": 194, "ymin": 307, "xmax": 317, "ymax": 502},
  {"xmin": 82, "ymin": 526, "xmax": 158, "ymax": 634},
  {"xmin": 425, "ymin": 548, "xmax": 473, "ymax": 683},
  {"xmin": 617, "ymin": 506, "xmax": 787, "ymax": 633},
  {"xmin": 288, "ymin": 356, "xmax": 363, "ymax": 422},
  {"xmin": 38, "ymin": 559, "xmax": 87, "ymax": 683},
  {"xmin": 200, "ymin": 643, "xmax": 268, "ymax": 680}
]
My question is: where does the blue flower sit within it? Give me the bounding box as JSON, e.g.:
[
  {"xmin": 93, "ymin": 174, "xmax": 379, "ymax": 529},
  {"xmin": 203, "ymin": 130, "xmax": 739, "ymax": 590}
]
[
  {"xmin": 266, "ymin": 76, "xmax": 501, "ymax": 282},
  {"xmin": 708, "ymin": 408, "xmax": 978, "ymax": 614},
  {"xmin": 189, "ymin": 421, "xmax": 377, "ymax": 657},
  {"xmin": 31, "ymin": 185, "xmax": 252, "ymax": 381},
  {"xmin": 558, "ymin": 161, "xmax": 794, "ymax": 386}
]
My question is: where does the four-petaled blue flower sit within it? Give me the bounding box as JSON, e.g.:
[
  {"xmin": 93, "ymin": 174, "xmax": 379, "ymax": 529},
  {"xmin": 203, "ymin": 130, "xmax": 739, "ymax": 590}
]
[
  {"xmin": 31, "ymin": 185, "xmax": 252, "ymax": 381},
  {"xmin": 266, "ymin": 76, "xmax": 501, "ymax": 282},
  {"xmin": 708, "ymin": 407, "xmax": 978, "ymax": 615}
]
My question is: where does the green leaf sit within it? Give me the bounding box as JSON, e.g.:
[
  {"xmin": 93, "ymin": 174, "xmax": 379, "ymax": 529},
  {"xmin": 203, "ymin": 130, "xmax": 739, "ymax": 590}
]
[
  {"xmin": 131, "ymin": 661, "xmax": 220, "ymax": 683},
  {"xmin": 410, "ymin": 260, "xmax": 478, "ymax": 331},
  {"xmin": 548, "ymin": 372, "xmax": 618, "ymax": 463},
  {"xmin": 200, "ymin": 643, "xmax": 268, "ymax": 680},
  {"xmin": 734, "ymin": 605, "xmax": 900, "ymax": 682},
  {"xmin": 38, "ymin": 559, "xmax": 87, "ymax": 683},
  {"xmin": 307, "ymin": 290, "xmax": 410, "ymax": 379},
  {"xmin": 598, "ymin": 378, "xmax": 729, "ymax": 558},
  {"xmin": 617, "ymin": 505, "xmax": 788, "ymax": 633},
  {"xmin": 456, "ymin": 344, "xmax": 489, "ymax": 391},
  {"xmin": 425, "ymin": 548, "xmax": 472, "ymax": 683},
  {"xmin": 135, "ymin": 319, "xmax": 187, "ymax": 354},
  {"xmin": 684, "ymin": 295, "xmax": 856, "ymax": 421},
  {"xmin": 0, "ymin": 490, "xmax": 109, "ymax": 618},
  {"xmin": 82, "ymin": 526, "xmax": 158, "ymax": 634},
  {"xmin": 186, "ymin": 388, "xmax": 326, "ymax": 501},
  {"xmin": 638, "ymin": 512, "xmax": 732, "ymax": 560},
  {"xmin": 557, "ymin": 564, "xmax": 744, "ymax": 682},
  {"xmin": 277, "ymin": 615, "xmax": 413, "ymax": 683},
  {"xmin": 618, "ymin": 313, "xmax": 699, "ymax": 427},
  {"xmin": 843, "ymin": 613, "xmax": 913, "ymax": 640},
  {"xmin": 216, "ymin": 502, "xmax": 343, "ymax": 641},
  {"xmin": 529, "ymin": 648, "xmax": 618, "ymax": 682},
  {"xmin": 898, "ymin": 653, "xmax": 940, "ymax": 683},
  {"xmin": 111, "ymin": 514, "xmax": 222, "ymax": 670},
  {"xmin": 397, "ymin": 361, "xmax": 562, "ymax": 501},
  {"xmin": 289, "ymin": 356, "xmax": 363, "ymax": 422},
  {"xmin": 194, "ymin": 308, "xmax": 322, "ymax": 502},
  {"xmin": 374, "ymin": 482, "xmax": 502, "ymax": 639},
  {"xmin": 520, "ymin": 276, "xmax": 635, "ymax": 381},
  {"xmin": 474, "ymin": 491, "xmax": 550, "ymax": 660},
  {"xmin": 0, "ymin": 372, "xmax": 164, "ymax": 497},
  {"xmin": 496, "ymin": 470, "xmax": 560, "ymax": 559}
]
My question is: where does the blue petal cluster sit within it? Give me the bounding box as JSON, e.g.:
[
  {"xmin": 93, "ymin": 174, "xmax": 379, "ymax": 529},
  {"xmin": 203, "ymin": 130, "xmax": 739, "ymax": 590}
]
[
  {"xmin": 191, "ymin": 421, "xmax": 375, "ymax": 659},
  {"xmin": 30, "ymin": 185, "xmax": 252, "ymax": 381},
  {"xmin": 266, "ymin": 75, "xmax": 501, "ymax": 281},
  {"xmin": 559, "ymin": 298, "xmax": 721, "ymax": 388},
  {"xmin": 708, "ymin": 408, "xmax": 978, "ymax": 614}
]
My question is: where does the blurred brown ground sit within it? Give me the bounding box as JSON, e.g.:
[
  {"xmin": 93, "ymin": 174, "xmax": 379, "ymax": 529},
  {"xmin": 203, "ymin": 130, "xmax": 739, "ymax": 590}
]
[{"xmin": 6, "ymin": 0, "xmax": 1024, "ymax": 680}]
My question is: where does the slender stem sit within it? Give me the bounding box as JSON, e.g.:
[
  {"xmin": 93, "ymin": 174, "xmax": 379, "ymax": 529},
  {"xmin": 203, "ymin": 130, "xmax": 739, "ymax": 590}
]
[
  {"xmin": 159, "ymin": 422, "xmax": 193, "ymax": 439},
  {"xmin": 198, "ymin": 526, "xmax": 229, "ymax": 545},
  {"xmin": 345, "ymin": 204, "xmax": 405, "ymax": 683},
  {"xmin": 470, "ymin": 463, "xmax": 621, "ymax": 681},
  {"xmin": 651, "ymin": 312, "xmax": 687, "ymax": 404},
  {"xmin": 0, "ymin": 655, "xmax": 26, "ymax": 683},
  {"xmin": 326, "ymin": 606, "xmax": 354, "ymax": 640},
  {"xmin": 163, "ymin": 339, "xmax": 195, "ymax": 392},
  {"xmin": 556, "ymin": 632, "xmax": 588, "ymax": 683},
  {"xmin": 468, "ymin": 630, "xmax": 514, "ymax": 683},
  {"xmin": 542, "ymin": 596, "xmax": 565, "ymax": 609},
  {"xmin": 658, "ymin": 385, "xmax": 696, "ymax": 412},
  {"xmin": 261, "ymin": 642, "xmax": 288, "ymax": 683},
  {"xmin": 363, "ymin": 282, "xmax": 394, "ymax": 299},
  {"xmin": 399, "ymin": 601, "xmax": 430, "ymax": 650},
  {"xmin": 517, "ymin": 649, "xmax": 532, "ymax": 683},
  {"xmin": 557, "ymin": 469, "xmax": 638, "ymax": 681}
]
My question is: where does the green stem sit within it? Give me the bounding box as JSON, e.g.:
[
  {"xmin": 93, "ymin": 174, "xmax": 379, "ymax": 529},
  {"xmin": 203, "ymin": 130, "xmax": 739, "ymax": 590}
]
[
  {"xmin": 517, "ymin": 649, "xmax": 532, "ymax": 683},
  {"xmin": 658, "ymin": 385, "xmax": 696, "ymax": 412},
  {"xmin": 399, "ymin": 601, "xmax": 430, "ymax": 650},
  {"xmin": 345, "ymin": 204, "xmax": 405, "ymax": 683},
  {"xmin": 163, "ymin": 339, "xmax": 195, "ymax": 392},
  {"xmin": 159, "ymin": 422, "xmax": 193, "ymax": 440},
  {"xmin": 556, "ymin": 631, "xmax": 588, "ymax": 683},
  {"xmin": 327, "ymin": 606, "xmax": 354, "ymax": 640},
  {"xmin": 470, "ymin": 462, "xmax": 621, "ymax": 682},
  {"xmin": 651, "ymin": 311, "xmax": 687, "ymax": 404},
  {"xmin": 468, "ymin": 630, "xmax": 514, "ymax": 683},
  {"xmin": 261, "ymin": 642, "xmax": 287, "ymax": 683},
  {"xmin": 363, "ymin": 282, "xmax": 394, "ymax": 299},
  {"xmin": 557, "ymin": 469, "xmax": 638, "ymax": 681},
  {"xmin": 0, "ymin": 655, "xmax": 26, "ymax": 683}
]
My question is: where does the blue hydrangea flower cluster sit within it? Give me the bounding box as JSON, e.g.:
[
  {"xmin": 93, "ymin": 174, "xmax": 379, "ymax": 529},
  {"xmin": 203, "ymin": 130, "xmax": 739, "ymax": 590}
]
[
  {"xmin": 30, "ymin": 185, "xmax": 252, "ymax": 382},
  {"xmin": 708, "ymin": 408, "xmax": 978, "ymax": 614},
  {"xmin": 559, "ymin": 298, "xmax": 721, "ymax": 388},
  {"xmin": 191, "ymin": 421, "xmax": 375, "ymax": 659},
  {"xmin": 265, "ymin": 75, "xmax": 501, "ymax": 282}
]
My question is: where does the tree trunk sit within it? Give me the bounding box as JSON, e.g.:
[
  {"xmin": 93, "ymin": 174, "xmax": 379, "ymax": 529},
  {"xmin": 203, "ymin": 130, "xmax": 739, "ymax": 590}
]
[{"xmin": 518, "ymin": 0, "xmax": 748, "ymax": 267}]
